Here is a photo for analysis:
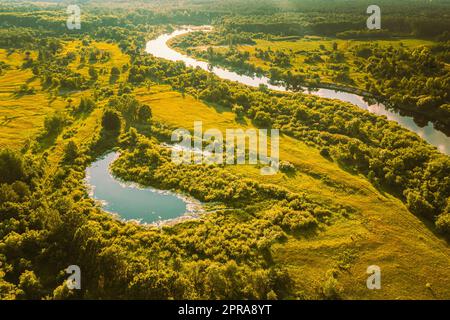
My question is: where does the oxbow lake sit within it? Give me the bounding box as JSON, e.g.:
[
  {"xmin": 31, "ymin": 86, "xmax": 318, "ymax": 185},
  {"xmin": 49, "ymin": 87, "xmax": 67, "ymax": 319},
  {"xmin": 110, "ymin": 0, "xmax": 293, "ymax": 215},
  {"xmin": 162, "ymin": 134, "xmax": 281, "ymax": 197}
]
[{"xmin": 85, "ymin": 152, "xmax": 201, "ymax": 225}]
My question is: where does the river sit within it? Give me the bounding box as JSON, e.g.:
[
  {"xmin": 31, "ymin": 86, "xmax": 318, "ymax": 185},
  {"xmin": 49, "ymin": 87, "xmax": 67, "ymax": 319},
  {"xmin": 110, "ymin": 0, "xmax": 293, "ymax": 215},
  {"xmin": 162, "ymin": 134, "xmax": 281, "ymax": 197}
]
[{"xmin": 145, "ymin": 28, "xmax": 450, "ymax": 155}]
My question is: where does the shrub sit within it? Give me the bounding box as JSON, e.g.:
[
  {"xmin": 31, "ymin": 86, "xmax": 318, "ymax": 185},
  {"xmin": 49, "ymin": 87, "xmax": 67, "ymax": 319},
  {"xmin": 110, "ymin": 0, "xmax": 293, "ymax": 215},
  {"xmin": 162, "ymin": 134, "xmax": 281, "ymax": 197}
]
[
  {"xmin": 321, "ymin": 270, "xmax": 342, "ymax": 300},
  {"xmin": 436, "ymin": 213, "xmax": 450, "ymax": 235},
  {"xmin": 406, "ymin": 190, "xmax": 435, "ymax": 219},
  {"xmin": 279, "ymin": 161, "xmax": 295, "ymax": 173},
  {"xmin": 43, "ymin": 113, "xmax": 65, "ymax": 135},
  {"xmin": 232, "ymin": 104, "xmax": 245, "ymax": 118},
  {"xmin": 0, "ymin": 149, "xmax": 25, "ymax": 184},
  {"xmin": 253, "ymin": 111, "xmax": 272, "ymax": 127},
  {"xmin": 138, "ymin": 104, "xmax": 152, "ymax": 123},
  {"xmin": 78, "ymin": 97, "xmax": 95, "ymax": 113},
  {"xmin": 281, "ymin": 210, "xmax": 317, "ymax": 232},
  {"xmin": 320, "ymin": 147, "xmax": 331, "ymax": 158},
  {"xmin": 102, "ymin": 109, "xmax": 121, "ymax": 132},
  {"xmin": 63, "ymin": 140, "xmax": 79, "ymax": 162}
]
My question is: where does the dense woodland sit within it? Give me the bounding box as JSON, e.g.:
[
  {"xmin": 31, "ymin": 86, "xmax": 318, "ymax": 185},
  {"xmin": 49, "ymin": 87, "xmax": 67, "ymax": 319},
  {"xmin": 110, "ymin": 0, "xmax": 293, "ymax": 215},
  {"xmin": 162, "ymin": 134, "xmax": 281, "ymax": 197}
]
[{"xmin": 0, "ymin": 1, "xmax": 449, "ymax": 300}]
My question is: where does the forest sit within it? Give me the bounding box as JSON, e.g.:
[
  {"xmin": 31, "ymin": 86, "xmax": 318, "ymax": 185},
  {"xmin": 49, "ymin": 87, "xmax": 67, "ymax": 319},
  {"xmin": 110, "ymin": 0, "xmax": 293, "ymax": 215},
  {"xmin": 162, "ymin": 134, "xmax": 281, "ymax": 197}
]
[{"xmin": 0, "ymin": 0, "xmax": 449, "ymax": 300}]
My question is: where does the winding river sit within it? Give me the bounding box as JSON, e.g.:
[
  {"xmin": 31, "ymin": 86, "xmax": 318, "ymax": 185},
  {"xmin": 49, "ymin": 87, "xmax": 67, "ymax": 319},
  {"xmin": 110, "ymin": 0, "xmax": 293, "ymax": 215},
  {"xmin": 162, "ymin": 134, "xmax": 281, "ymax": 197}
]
[
  {"xmin": 145, "ymin": 28, "xmax": 450, "ymax": 155},
  {"xmin": 85, "ymin": 28, "xmax": 449, "ymax": 225}
]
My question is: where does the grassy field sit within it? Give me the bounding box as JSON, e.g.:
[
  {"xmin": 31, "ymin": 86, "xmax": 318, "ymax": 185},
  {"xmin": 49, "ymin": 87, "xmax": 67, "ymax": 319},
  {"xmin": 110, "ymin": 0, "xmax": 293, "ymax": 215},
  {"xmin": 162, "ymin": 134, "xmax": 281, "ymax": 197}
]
[
  {"xmin": 63, "ymin": 40, "xmax": 130, "ymax": 83},
  {"xmin": 0, "ymin": 40, "xmax": 129, "ymax": 150},
  {"xmin": 0, "ymin": 49, "xmax": 66, "ymax": 149},
  {"xmin": 135, "ymin": 84, "xmax": 450, "ymax": 299}
]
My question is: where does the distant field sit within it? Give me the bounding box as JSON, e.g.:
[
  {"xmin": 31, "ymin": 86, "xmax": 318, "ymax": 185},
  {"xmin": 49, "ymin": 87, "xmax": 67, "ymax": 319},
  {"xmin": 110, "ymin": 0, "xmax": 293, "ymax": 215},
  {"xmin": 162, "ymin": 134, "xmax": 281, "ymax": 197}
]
[{"xmin": 135, "ymin": 84, "xmax": 450, "ymax": 299}]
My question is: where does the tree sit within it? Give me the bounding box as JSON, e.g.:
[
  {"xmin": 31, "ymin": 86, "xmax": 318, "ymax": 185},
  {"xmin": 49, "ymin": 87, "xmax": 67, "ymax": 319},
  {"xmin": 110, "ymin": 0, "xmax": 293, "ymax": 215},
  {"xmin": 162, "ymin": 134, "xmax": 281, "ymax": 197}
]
[
  {"xmin": 128, "ymin": 127, "xmax": 138, "ymax": 146},
  {"xmin": 0, "ymin": 149, "xmax": 25, "ymax": 184},
  {"xmin": 436, "ymin": 213, "xmax": 450, "ymax": 235},
  {"xmin": 52, "ymin": 282, "xmax": 76, "ymax": 300},
  {"xmin": 232, "ymin": 104, "xmax": 245, "ymax": 119},
  {"xmin": 258, "ymin": 83, "xmax": 268, "ymax": 92},
  {"xmin": 253, "ymin": 111, "xmax": 272, "ymax": 127},
  {"xmin": 406, "ymin": 190, "xmax": 434, "ymax": 219},
  {"xmin": 267, "ymin": 290, "xmax": 277, "ymax": 300},
  {"xmin": 17, "ymin": 271, "xmax": 42, "ymax": 300},
  {"xmin": 43, "ymin": 113, "xmax": 65, "ymax": 135},
  {"xmin": 102, "ymin": 109, "xmax": 121, "ymax": 132},
  {"xmin": 436, "ymin": 199, "xmax": 450, "ymax": 235},
  {"xmin": 279, "ymin": 161, "xmax": 295, "ymax": 173},
  {"xmin": 0, "ymin": 272, "xmax": 18, "ymax": 300},
  {"xmin": 11, "ymin": 181, "xmax": 30, "ymax": 200},
  {"xmin": 110, "ymin": 66, "xmax": 120, "ymax": 83},
  {"xmin": 320, "ymin": 147, "xmax": 331, "ymax": 158},
  {"xmin": 138, "ymin": 104, "xmax": 152, "ymax": 123},
  {"xmin": 89, "ymin": 66, "xmax": 98, "ymax": 81},
  {"xmin": 64, "ymin": 140, "xmax": 79, "ymax": 162},
  {"xmin": 110, "ymin": 66, "xmax": 120, "ymax": 77}
]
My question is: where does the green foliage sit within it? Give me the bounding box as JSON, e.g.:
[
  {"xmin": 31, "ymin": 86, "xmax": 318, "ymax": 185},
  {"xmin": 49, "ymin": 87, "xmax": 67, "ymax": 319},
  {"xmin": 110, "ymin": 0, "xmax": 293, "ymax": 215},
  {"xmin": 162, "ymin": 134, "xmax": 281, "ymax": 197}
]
[
  {"xmin": 232, "ymin": 104, "xmax": 245, "ymax": 119},
  {"xmin": 279, "ymin": 161, "xmax": 295, "ymax": 173},
  {"xmin": 0, "ymin": 149, "xmax": 25, "ymax": 184},
  {"xmin": 77, "ymin": 97, "xmax": 96, "ymax": 113},
  {"xmin": 63, "ymin": 140, "xmax": 79, "ymax": 163},
  {"xmin": 17, "ymin": 270, "xmax": 42, "ymax": 300},
  {"xmin": 436, "ymin": 199, "xmax": 450, "ymax": 235},
  {"xmin": 137, "ymin": 104, "xmax": 152, "ymax": 123},
  {"xmin": 320, "ymin": 147, "xmax": 331, "ymax": 159},
  {"xmin": 176, "ymin": 29, "xmax": 449, "ymax": 128},
  {"xmin": 406, "ymin": 190, "xmax": 435, "ymax": 219},
  {"xmin": 320, "ymin": 270, "xmax": 342, "ymax": 300},
  {"xmin": 436, "ymin": 213, "xmax": 450, "ymax": 235},
  {"xmin": 88, "ymin": 66, "xmax": 98, "ymax": 81},
  {"xmin": 43, "ymin": 113, "xmax": 66, "ymax": 135},
  {"xmin": 253, "ymin": 111, "xmax": 271, "ymax": 127},
  {"xmin": 102, "ymin": 109, "xmax": 121, "ymax": 132},
  {"xmin": 281, "ymin": 209, "xmax": 317, "ymax": 232}
]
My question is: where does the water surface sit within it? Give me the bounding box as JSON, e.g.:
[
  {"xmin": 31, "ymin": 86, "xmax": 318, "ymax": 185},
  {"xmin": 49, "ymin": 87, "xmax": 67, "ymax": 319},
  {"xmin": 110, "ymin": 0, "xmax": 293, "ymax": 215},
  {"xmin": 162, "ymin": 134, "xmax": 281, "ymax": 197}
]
[{"xmin": 85, "ymin": 152, "xmax": 198, "ymax": 224}]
